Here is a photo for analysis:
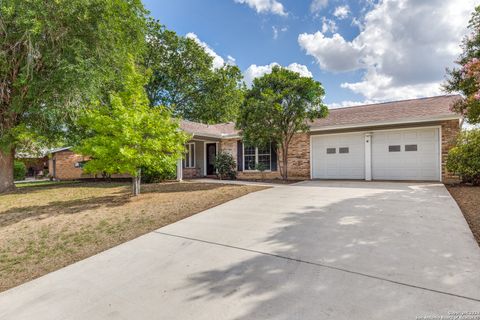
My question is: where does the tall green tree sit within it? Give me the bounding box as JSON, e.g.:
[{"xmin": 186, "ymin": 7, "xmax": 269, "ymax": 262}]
[
  {"xmin": 144, "ymin": 19, "xmax": 244, "ymax": 124},
  {"xmin": 76, "ymin": 60, "xmax": 188, "ymax": 196},
  {"xmin": 237, "ymin": 66, "xmax": 328, "ymax": 180},
  {"xmin": 445, "ymin": 5, "xmax": 480, "ymax": 124},
  {"xmin": 0, "ymin": 0, "xmax": 147, "ymax": 192}
]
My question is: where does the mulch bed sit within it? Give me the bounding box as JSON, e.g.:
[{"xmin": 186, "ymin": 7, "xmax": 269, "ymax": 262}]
[
  {"xmin": 237, "ymin": 179, "xmax": 302, "ymax": 185},
  {"xmin": 446, "ymin": 185, "xmax": 480, "ymax": 246}
]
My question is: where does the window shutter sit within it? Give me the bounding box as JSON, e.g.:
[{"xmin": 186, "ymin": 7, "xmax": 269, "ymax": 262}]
[
  {"xmin": 237, "ymin": 140, "xmax": 243, "ymax": 171},
  {"xmin": 271, "ymin": 144, "xmax": 278, "ymax": 171}
]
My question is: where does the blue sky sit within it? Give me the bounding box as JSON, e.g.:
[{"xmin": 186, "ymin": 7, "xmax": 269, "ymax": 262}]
[{"xmin": 143, "ymin": 0, "xmax": 478, "ymax": 107}]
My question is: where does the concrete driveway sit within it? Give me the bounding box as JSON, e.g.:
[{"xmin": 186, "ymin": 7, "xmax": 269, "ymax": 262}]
[{"xmin": 1, "ymin": 181, "xmax": 480, "ymax": 319}]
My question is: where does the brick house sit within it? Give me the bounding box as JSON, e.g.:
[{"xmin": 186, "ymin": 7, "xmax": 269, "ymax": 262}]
[
  {"xmin": 50, "ymin": 95, "xmax": 462, "ymax": 182},
  {"xmin": 178, "ymin": 95, "xmax": 462, "ymax": 183},
  {"xmin": 15, "ymin": 154, "xmax": 49, "ymax": 178},
  {"xmin": 48, "ymin": 148, "xmax": 129, "ymax": 180}
]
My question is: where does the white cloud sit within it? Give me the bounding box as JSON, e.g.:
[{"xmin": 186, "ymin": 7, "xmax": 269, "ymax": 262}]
[
  {"xmin": 272, "ymin": 26, "xmax": 279, "ymax": 39},
  {"xmin": 227, "ymin": 55, "xmax": 236, "ymax": 65},
  {"xmin": 272, "ymin": 26, "xmax": 288, "ymax": 39},
  {"xmin": 298, "ymin": 32, "xmax": 362, "ymax": 72},
  {"xmin": 299, "ymin": 0, "xmax": 479, "ymax": 101},
  {"xmin": 186, "ymin": 32, "xmax": 226, "ymax": 69},
  {"xmin": 310, "ymin": 0, "xmax": 328, "ymax": 13},
  {"xmin": 333, "ymin": 5, "xmax": 350, "ymax": 19},
  {"xmin": 321, "ymin": 17, "xmax": 337, "ymax": 34},
  {"xmin": 234, "ymin": 0, "xmax": 287, "ymax": 16},
  {"xmin": 327, "ymin": 100, "xmax": 374, "ymax": 109},
  {"xmin": 286, "ymin": 63, "xmax": 314, "ymax": 78},
  {"xmin": 244, "ymin": 62, "xmax": 313, "ymax": 86}
]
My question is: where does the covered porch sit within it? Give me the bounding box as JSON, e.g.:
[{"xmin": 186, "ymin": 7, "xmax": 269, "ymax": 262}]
[{"xmin": 177, "ymin": 136, "xmax": 220, "ymax": 180}]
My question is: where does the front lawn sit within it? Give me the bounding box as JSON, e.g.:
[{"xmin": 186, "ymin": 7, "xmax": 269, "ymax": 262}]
[
  {"xmin": 447, "ymin": 185, "xmax": 480, "ymax": 247},
  {"xmin": 0, "ymin": 181, "xmax": 267, "ymax": 292}
]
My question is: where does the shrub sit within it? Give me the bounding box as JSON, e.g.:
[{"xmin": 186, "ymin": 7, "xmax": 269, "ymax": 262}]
[
  {"xmin": 213, "ymin": 152, "xmax": 236, "ymax": 180},
  {"xmin": 446, "ymin": 129, "xmax": 480, "ymax": 185},
  {"xmin": 255, "ymin": 162, "xmax": 268, "ymax": 180},
  {"xmin": 141, "ymin": 162, "xmax": 177, "ymax": 183},
  {"xmin": 14, "ymin": 161, "xmax": 27, "ymax": 181}
]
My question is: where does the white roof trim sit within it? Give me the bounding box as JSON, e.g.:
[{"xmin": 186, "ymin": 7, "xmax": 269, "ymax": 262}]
[
  {"xmin": 187, "ymin": 132, "xmax": 241, "ymax": 139},
  {"xmin": 191, "ymin": 133, "xmax": 223, "ymax": 139},
  {"xmin": 49, "ymin": 146, "xmax": 72, "ymax": 154},
  {"xmin": 309, "ymin": 115, "xmax": 461, "ymax": 132}
]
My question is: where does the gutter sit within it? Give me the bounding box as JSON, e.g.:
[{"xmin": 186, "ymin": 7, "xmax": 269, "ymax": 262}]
[{"xmin": 309, "ymin": 115, "xmax": 461, "ymax": 132}]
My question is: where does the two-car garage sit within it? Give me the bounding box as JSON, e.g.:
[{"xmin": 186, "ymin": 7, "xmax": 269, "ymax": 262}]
[{"xmin": 311, "ymin": 127, "xmax": 441, "ymax": 181}]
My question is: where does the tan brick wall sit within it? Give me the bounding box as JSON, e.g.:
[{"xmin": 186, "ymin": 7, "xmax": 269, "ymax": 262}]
[
  {"xmin": 441, "ymin": 119, "xmax": 461, "ymax": 183},
  {"xmin": 183, "ymin": 167, "xmax": 201, "ymax": 178},
  {"xmin": 219, "ymin": 138, "xmax": 237, "ymax": 160},
  {"xmin": 279, "ymin": 132, "xmax": 310, "ymax": 179},
  {"xmin": 50, "ymin": 150, "xmax": 91, "ymax": 180}
]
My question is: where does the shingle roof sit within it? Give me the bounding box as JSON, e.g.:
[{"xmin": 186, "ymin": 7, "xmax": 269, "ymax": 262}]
[
  {"xmin": 310, "ymin": 95, "xmax": 461, "ymax": 129},
  {"xmin": 181, "ymin": 95, "xmax": 462, "ymax": 137},
  {"xmin": 180, "ymin": 120, "xmax": 239, "ymax": 137}
]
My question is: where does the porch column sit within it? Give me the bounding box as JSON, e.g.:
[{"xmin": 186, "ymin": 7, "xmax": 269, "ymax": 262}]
[
  {"xmin": 365, "ymin": 133, "xmax": 372, "ymax": 181},
  {"xmin": 176, "ymin": 158, "xmax": 183, "ymax": 181}
]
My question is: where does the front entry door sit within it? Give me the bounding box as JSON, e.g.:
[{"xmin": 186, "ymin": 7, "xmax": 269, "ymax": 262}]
[{"xmin": 206, "ymin": 143, "xmax": 217, "ymax": 175}]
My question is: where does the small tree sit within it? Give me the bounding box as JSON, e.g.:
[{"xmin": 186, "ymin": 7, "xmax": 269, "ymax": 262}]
[
  {"xmin": 76, "ymin": 60, "xmax": 188, "ymax": 196},
  {"xmin": 255, "ymin": 163, "xmax": 267, "ymax": 180},
  {"xmin": 445, "ymin": 6, "xmax": 480, "ymax": 124},
  {"xmin": 213, "ymin": 152, "xmax": 236, "ymax": 180},
  {"xmin": 446, "ymin": 129, "xmax": 480, "ymax": 185},
  {"xmin": 237, "ymin": 66, "xmax": 328, "ymax": 180}
]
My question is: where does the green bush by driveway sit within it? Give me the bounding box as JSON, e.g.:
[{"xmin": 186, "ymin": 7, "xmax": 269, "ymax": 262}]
[{"xmin": 447, "ymin": 129, "xmax": 480, "ymax": 184}]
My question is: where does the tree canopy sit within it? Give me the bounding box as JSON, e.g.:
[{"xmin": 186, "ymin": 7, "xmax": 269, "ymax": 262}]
[
  {"xmin": 76, "ymin": 60, "xmax": 189, "ymax": 195},
  {"xmin": 237, "ymin": 66, "xmax": 328, "ymax": 180},
  {"xmin": 144, "ymin": 19, "xmax": 244, "ymax": 124},
  {"xmin": 445, "ymin": 5, "xmax": 480, "ymax": 124},
  {"xmin": 0, "ymin": 0, "xmax": 148, "ymax": 192}
]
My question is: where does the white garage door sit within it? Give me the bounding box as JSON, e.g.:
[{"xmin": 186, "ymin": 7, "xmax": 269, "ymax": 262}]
[
  {"xmin": 372, "ymin": 128, "xmax": 440, "ymax": 181},
  {"xmin": 311, "ymin": 133, "xmax": 365, "ymax": 179}
]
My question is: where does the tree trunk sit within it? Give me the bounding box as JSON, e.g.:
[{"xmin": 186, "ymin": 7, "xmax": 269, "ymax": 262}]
[
  {"xmin": 0, "ymin": 147, "xmax": 15, "ymax": 193},
  {"xmin": 132, "ymin": 168, "xmax": 141, "ymax": 196},
  {"xmin": 282, "ymin": 144, "xmax": 288, "ymax": 180}
]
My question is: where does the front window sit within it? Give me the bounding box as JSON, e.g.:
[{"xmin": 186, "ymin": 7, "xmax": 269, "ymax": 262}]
[
  {"xmin": 185, "ymin": 143, "xmax": 195, "ymax": 168},
  {"xmin": 244, "ymin": 144, "xmax": 271, "ymax": 171}
]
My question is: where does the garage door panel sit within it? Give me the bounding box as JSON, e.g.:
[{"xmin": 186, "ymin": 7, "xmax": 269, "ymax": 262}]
[
  {"xmin": 312, "ymin": 133, "xmax": 365, "ymax": 180},
  {"xmin": 372, "ymin": 128, "xmax": 440, "ymax": 181},
  {"xmin": 404, "ymin": 131, "xmax": 418, "ymax": 139}
]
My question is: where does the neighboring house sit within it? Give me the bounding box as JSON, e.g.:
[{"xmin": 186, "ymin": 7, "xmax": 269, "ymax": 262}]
[
  {"xmin": 48, "ymin": 147, "xmax": 129, "ymax": 180},
  {"xmin": 15, "ymin": 152, "xmax": 49, "ymax": 178},
  {"xmin": 49, "ymin": 95, "xmax": 462, "ymax": 182}
]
